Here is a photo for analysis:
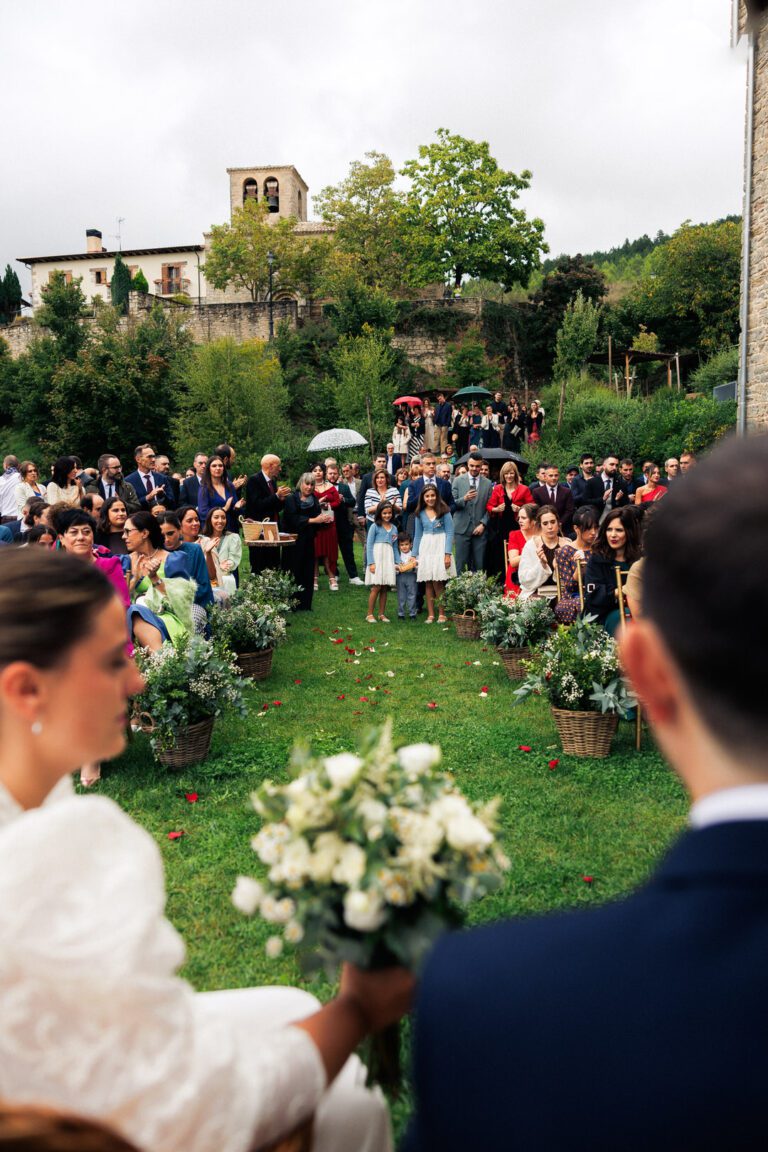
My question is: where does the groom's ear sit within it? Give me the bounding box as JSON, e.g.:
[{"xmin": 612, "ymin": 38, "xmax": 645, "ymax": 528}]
[{"xmin": 619, "ymin": 621, "xmax": 681, "ymax": 728}]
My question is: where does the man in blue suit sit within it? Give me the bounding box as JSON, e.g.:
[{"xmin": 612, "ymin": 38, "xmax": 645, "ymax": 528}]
[
  {"xmin": 405, "ymin": 433, "xmax": 768, "ymax": 1152},
  {"xmin": 404, "ymin": 454, "xmax": 454, "ymax": 521},
  {"xmin": 124, "ymin": 444, "xmax": 176, "ymax": 511}
]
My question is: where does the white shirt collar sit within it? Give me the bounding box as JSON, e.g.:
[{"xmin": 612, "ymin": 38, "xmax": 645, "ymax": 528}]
[{"xmin": 689, "ymin": 784, "xmax": 768, "ymax": 829}]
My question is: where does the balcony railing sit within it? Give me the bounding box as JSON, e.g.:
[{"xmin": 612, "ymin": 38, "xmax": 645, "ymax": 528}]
[{"xmin": 153, "ymin": 277, "xmax": 191, "ymax": 296}]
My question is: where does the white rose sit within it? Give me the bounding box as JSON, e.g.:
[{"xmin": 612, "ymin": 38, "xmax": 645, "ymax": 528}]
[
  {"xmin": 260, "ymin": 895, "xmax": 281, "ymax": 922},
  {"xmin": 398, "ymin": 743, "xmax": 441, "ymax": 774},
  {"xmin": 429, "ymin": 794, "xmax": 472, "ymax": 827},
  {"xmin": 324, "ymin": 753, "xmax": 364, "ymax": 789},
  {"xmin": 286, "ymin": 794, "xmax": 333, "ymax": 833},
  {"xmin": 286, "ymin": 777, "xmax": 310, "ymax": 798},
  {"xmin": 231, "ymin": 875, "xmax": 264, "ymax": 916},
  {"xmin": 275, "ymin": 897, "xmax": 297, "ymax": 923},
  {"xmin": 307, "ymin": 832, "xmax": 345, "ymax": 883},
  {"xmin": 358, "ymin": 799, "xmax": 387, "ymax": 828},
  {"xmin": 445, "ymin": 813, "xmax": 494, "ymax": 853},
  {"xmin": 284, "ymin": 919, "xmax": 304, "ymax": 944},
  {"xmin": 265, "ymin": 935, "xmax": 284, "ymax": 959},
  {"xmin": 343, "ymin": 888, "xmax": 387, "ymax": 932},
  {"xmin": 332, "ymin": 843, "xmax": 367, "ymax": 886},
  {"xmin": 278, "ymin": 837, "xmax": 312, "ymax": 883}
]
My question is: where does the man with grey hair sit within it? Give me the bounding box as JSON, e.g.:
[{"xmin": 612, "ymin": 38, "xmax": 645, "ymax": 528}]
[{"xmin": 244, "ymin": 453, "xmax": 290, "ymax": 574}]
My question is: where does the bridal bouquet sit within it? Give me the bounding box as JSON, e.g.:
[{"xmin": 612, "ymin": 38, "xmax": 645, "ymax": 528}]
[{"xmin": 233, "ymin": 722, "xmax": 508, "ymax": 973}]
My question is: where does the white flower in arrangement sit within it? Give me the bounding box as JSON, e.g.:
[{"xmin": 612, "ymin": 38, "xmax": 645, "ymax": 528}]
[
  {"xmin": 332, "ymin": 843, "xmax": 367, "ymax": 886},
  {"xmin": 269, "ymin": 837, "xmax": 312, "ymax": 885},
  {"xmin": 444, "ymin": 813, "xmax": 494, "ymax": 853},
  {"xmin": 251, "ymin": 823, "xmax": 291, "ymax": 865},
  {"xmin": 284, "ymin": 919, "xmax": 304, "ymax": 944},
  {"xmin": 260, "ymin": 896, "xmax": 282, "ymax": 923},
  {"xmin": 307, "ymin": 832, "xmax": 345, "ymax": 882},
  {"xmin": 377, "ymin": 869, "xmax": 414, "ymax": 907},
  {"xmin": 324, "ymin": 753, "xmax": 364, "ymax": 789},
  {"xmin": 285, "ymin": 792, "xmax": 333, "ymax": 834},
  {"xmin": 343, "ymin": 888, "xmax": 387, "ymax": 932},
  {"xmin": 398, "ymin": 743, "xmax": 441, "ymax": 774},
  {"xmin": 357, "ymin": 799, "xmax": 387, "ymax": 840},
  {"xmin": 231, "ymin": 876, "xmax": 264, "ymax": 915},
  {"xmin": 275, "ymin": 897, "xmax": 297, "ymax": 923},
  {"xmin": 265, "ymin": 936, "xmax": 284, "ymax": 959}
]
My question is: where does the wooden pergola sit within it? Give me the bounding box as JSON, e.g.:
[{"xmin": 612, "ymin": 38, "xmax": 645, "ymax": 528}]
[{"xmin": 587, "ymin": 344, "xmax": 696, "ymax": 397}]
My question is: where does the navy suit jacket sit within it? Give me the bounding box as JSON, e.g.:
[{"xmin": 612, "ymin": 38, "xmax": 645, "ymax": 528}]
[
  {"xmin": 405, "ymin": 820, "xmax": 768, "ymax": 1152},
  {"xmin": 532, "ymin": 482, "xmax": 574, "ymax": 534},
  {"xmin": 179, "ymin": 475, "xmax": 201, "ymax": 508},
  {"xmin": 123, "ymin": 469, "xmax": 177, "ymax": 510},
  {"xmin": 404, "ymin": 476, "xmax": 455, "ymax": 514}
]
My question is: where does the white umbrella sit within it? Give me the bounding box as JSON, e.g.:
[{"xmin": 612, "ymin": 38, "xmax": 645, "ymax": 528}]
[{"xmin": 307, "ymin": 428, "xmax": 368, "ymax": 452}]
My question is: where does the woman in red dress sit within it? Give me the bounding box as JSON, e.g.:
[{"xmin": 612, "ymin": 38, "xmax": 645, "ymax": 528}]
[
  {"xmin": 311, "ymin": 463, "xmax": 341, "ymax": 591},
  {"xmin": 485, "ymin": 461, "xmax": 534, "ymax": 580},
  {"xmin": 504, "ymin": 502, "xmax": 539, "ymax": 598},
  {"xmin": 634, "ymin": 464, "xmax": 667, "ymax": 505}
]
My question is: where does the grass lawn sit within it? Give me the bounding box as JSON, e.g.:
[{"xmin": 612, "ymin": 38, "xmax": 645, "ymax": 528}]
[{"xmin": 100, "ymin": 551, "xmax": 688, "ymax": 1134}]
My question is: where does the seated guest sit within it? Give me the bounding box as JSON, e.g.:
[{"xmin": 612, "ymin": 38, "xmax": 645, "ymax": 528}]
[
  {"xmin": 95, "ymin": 498, "xmax": 129, "ymax": 555},
  {"xmin": 158, "ymin": 512, "xmax": 214, "ymax": 615},
  {"xmin": 197, "ymin": 454, "xmax": 243, "ymax": 533},
  {"xmin": 584, "ymin": 506, "xmax": 642, "ymax": 633},
  {"xmin": 554, "ymin": 506, "xmax": 599, "ymax": 623},
  {"xmin": 21, "ymin": 497, "xmax": 48, "ymax": 536},
  {"xmin": 124, "ymin": 511, "xmax": 196, "ymax": 651},
  {"xmin": 0, "ymin": 1105, "xmax": 141, "ymax": 1151},
  {"xmin": 504, "ymin": 502, "xmax": 538, "ymax": 599},
  {"xmin": 518, "ymin": 505, "xmax": 570, "ymax": 601},
  {"xmin": 0, "ymin": 548, "xmax": 410, "ymax": 1152},
  {"xmin": 177, "ymin": 504, "xmax": 202, "ymax": 545},
  {"xmin": 199, "ymin": 508, "xmax": 242, "ymax": 601},
  {"xmin": 15, "ymin": 460, "xmax": 48, "ymax": 516},
  {"xmin": 24, "ymin": 524, "xmax": 57, "ymax": 547},
  {"xmin": 46, "ymin": 457, "xmax": 82, "ymax": 506},
  {"xmin": 634, "ymin": 464, "xmax": 668, "ymax": 505},
  {"xmin": 80, "ymin": 493, "xmax": 104, "ymax": 522}
]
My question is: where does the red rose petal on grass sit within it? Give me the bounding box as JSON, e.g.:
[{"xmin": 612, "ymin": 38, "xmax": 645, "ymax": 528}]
[
  {"xmin": 427, "ymin": 701, "xmax": 438, "ymax": 710},
  {"xmin": 481, "ymin": 686, "xmax": 489, "ymax": 693},
  {"xmin": 332, "ymin": 638, "xmax": 344, "ymax": 644},
  {"xmin": 261, "ymin": 703, "xmax": 269, "ymax": 711},
  {"xmin": 518, "ymin": 745, "xmax": 532, "ymax": 752},
  {"xmin": 548, "ymin": 759, "xmax": 559, "ymax": 770},
  {"xmin": 359, "ymin": 696, "xmax": 369, "ymax": 702},
  {"xmin": 433, "ymin": 663, "xmax": 443, "ymax": 669},
  {"xmin": 582, "ymin": 875, "xmax": 594, "ymax": 884},
  {"xmin": 353, "ymin": 710, "xmax": 363, "ymax": 715},
  {"xmin": 337, "ymin": 694, "xmax": 346, "ymax": 700},
  {"xmin": 167, "ymin": 830, "xmax": 186, "ymax": 840},
  {"xmin": 272, "ymin": 700, "xmax": 282, "ymax": 707},
  {"xmin": 184, "ymin": 793, "xmax": 199, "ymax": 803},
  {"xmin": 332, "ymin": 628, "xmax": 341, "ymax": 634},
  {"xmin": 464, "ymin": 661, "xmax": 472, "ymax": 666},
  {"xmin": 293, "ymin": 679, "xmax": 302, "ymax": 684}
]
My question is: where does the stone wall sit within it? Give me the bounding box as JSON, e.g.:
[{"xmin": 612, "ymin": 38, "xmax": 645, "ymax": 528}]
[
  {"xmin": 392, "ymin": 297, "xmax": 481, "ymax": 377},
  {"xmin": 129, "ymin": 292, "xmax": 298, "ymax": 342},
  {"xmin": 0, "ymin": 321, "xmax": 35, "ymax": 359},
  {"xmin": 745, "ymin": 11, "xmax": 768, "ymax": 429}
]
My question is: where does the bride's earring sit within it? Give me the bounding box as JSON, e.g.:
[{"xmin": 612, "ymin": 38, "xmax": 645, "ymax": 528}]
[{"xmin": 31, "ymin": 720, "xmax": 43, "ymax": 736}]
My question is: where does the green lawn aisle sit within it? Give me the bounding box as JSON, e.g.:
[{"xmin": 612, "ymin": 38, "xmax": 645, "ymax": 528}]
[{"xmin": 104, "ymin": 561, "xmax": 687, "ymax": 1131}]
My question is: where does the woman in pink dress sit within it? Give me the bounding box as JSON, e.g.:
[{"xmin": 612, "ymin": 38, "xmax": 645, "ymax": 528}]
[{"xmin": 311, "ymin": 463, "xmax": 342, "ymax": 591}]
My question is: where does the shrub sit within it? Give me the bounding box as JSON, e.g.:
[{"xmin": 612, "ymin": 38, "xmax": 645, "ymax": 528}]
[
  {"xmin": 479, "ymin": 595, "xmax": 553, "ymax": 650},
  {"xmin": 441, "ymin": 571, "xmax": 498, "ymax": 616}
]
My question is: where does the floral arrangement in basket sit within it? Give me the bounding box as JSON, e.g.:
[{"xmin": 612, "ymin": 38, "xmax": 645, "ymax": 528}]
[
  {"xmin": 513, "ymin": 615, "xmax": 635, "ymax": 715},
  {"xmin": 232, "ymin": 722, "xmax": 508, "ymax": 1090},
  {"xmin": 247, "ymin": 569, "xmax": 301, "ymax": 615},
  {"xmin": 135, "ymin": 635, "xmax": 248, "ymax": 753},
  {"xmin": 440, "ymin": 570, "xmax": 498, "ymax": 617},
  {"xmin": 479, "ymin": 594, "xmax": 553, "ymax": 650},
  {"xmin": 209, "ymin": 594, "xmax": 288, "ymax": 656}
]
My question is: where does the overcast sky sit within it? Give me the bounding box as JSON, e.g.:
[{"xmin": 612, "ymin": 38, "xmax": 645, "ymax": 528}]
[{"xmin": 2, "ymin": 0, "xmax": 747, "ymax": 294}]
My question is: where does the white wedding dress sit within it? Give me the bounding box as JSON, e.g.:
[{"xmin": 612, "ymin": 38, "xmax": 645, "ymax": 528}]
[{"xmin": 0, "ymin": 780, "xmax": 391, "ymax": 1152}]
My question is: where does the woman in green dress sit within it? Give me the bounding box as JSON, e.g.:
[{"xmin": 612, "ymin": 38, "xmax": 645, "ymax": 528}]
[{"xmin": 124, "ymin": 511, "xmax": 196, "ymax": 650}]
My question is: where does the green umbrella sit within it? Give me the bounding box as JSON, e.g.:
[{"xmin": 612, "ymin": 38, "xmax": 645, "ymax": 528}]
[{"xmin": 452, "ymin": 386, "xmax": 493, "ymax": 402}]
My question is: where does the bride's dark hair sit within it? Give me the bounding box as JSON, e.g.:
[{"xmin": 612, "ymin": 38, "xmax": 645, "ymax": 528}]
[{"xmin": 0, "ymin": 550, "xmax": 114, "ymax": 670}]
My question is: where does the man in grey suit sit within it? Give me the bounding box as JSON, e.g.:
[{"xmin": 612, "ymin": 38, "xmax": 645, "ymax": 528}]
[{"xmin": 451, "ymin": 453, "xmax": 493, "ymax": 574}]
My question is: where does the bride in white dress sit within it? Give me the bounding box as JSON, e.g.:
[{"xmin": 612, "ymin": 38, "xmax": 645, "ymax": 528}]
[{"xmin": 0, "ymin": 549, "xmax": 412, "ymax": 1152}]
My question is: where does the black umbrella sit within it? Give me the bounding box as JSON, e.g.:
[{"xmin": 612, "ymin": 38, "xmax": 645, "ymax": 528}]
[{"xmin": 454, "ymin": 448, "xmax": 529, "ymax": 475}]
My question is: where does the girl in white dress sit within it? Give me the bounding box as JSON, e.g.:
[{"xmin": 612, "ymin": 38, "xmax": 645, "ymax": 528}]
[
  {"xmin": 0, "ymin": 548, "xmax": 412, "ymax": 1152},
  {"xmin": 412, "ymin": 486, "xmax": 456, "ymax": 624},
  {"xmin": 365, "ymin": 501, "xmax": 401, "ymax": 623}
]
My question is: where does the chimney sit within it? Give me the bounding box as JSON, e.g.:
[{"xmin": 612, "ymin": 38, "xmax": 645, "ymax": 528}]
[{"xmin": 86, "ymin": 228, "xmax": 104, "ymax": 254}]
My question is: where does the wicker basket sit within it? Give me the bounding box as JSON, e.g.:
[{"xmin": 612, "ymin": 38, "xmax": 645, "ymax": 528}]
[
  {"xmin": 236, "ymin": 648, "xmax": 274, "ymax": 680},
  {"xmin": 551, "ymin": 707, "xmax": 618, "ymax": 758},
  {"xmin": 135, "ymin": 714, "xmax": 216, "ymax": 770},
  {"xmin": 497, "ymin": 645, "xmax": 530, "ymax": 680},
  {"xmin": 240, "ymin": 517, "xmax": 263, "ymax": 543},
  {"xmin": 452, "ymin": 609, "xmax": 481, "ymax": 640}
]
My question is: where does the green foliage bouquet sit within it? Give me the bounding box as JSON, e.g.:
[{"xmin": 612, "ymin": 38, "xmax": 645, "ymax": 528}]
[
  {"xmin": 247, "ymin": 569, "xmax": 301, "ymax": 614},
  {"xmin": 440, "ymin": 570, "xmax": 498, "ymax": 616},
  {"xmin": 135, "ymin": 635, "xmax": 247, "ymax": 753},
  {"xmin": 479, "ymin": 594, "xmax": 553, "ymax": 650},
  {"xmin": 513, "ymin": 616, "xmax": 634, "ymax": 716},
  {"xmin": 210, "ymin": 596, "xmax": 288, "ymax": 655}
]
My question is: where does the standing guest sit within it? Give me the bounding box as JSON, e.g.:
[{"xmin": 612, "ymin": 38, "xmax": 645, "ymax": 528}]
[
  {"xmin": 46, "ymin": 457, "xmax": 82, "ymax": 507},
  {"xmin": 176, "ymin": 505, "xmax": 202, "ymax": 545},
  {"xmin": 326, "ymin": 462, "xmax": 363, "ymax": 585},
  {"xmin": 405, "ymin": 455, "xmax": 453, "ymax": 523},
  {"xmin": 364, "ymin": 469, "xmax": 402, "ymax": 527},
  {"xmin": 433, "ymin": 391, "xmax": 454, "ymax": 455},
  {"xmin": 86, "ymin": 454, "xmax": 140, "ymax": 513},
  {"xmin": 158, "ymin": 512, "xmax": 214, "ymax": 614},
  {"xmin": 15, "ymin": 461, "xmax": 48, "ymax": 516},
  {"xmin": 409, "ymin": 407, "xmax": 425, "ymax": 459},
  {"xmin": 401, "ymin": 463, "xmax": 423, "ymax": 519},
  {"xmin": 501, "ymin": 403, "xmax": 524, "ymax": 453},
  {"xmin": 283, "ymin": 473, "xmax": 332, "ymax": 611},
  {"xmin": 582, "ymin": 454, "xmax": 629, "ymax": 519},
  {"xmin": 451, "ymin": 454, "xmax": 493, "ymax": 574},
  {"xmin": 0, "ymin": 456, "xmax": 21, "ymax": 524},
  {"xmin": 570, "ymin": 453, "xmax": 596, "ymax": 508},
  {"xmin": 532, "ymin": 464, "xmax": 575, "ymax": 535},
  {"xmin": 526, "ymin": 400, "xmax": 543, "ymax": 443},
  {"xmin": 365, "ymin": 501, "xmax": 401, "ymax": 624},
  {"xmin": 553, "ymin": 505, "xmax": 600, "ymax": 623},
  {"xmin": 0, "ymin": 548, "xmax": 410, "ymax": 1152},
  {"xmin": 422, "ymin": 399, "xmax": 436, "ymax": 452},
  {"xmin": 199, "ymin": 508, "xmax": 243, "ymax": 601},
  {"xmin": 504, "ymin": 503, "xmax": 538, "ymax": 598},
  {"xmin": 311, "ymin": 462, "xmax": 342, "ymax": 592},
  {"xmin": 244, "ymin": 454, "xmax": 290, "ymax": 575},
  {"xmin": 197, "ymin": 455, "xmax": 243, "ymax": 533},
  {"xmin": 619, "ymin": 458, "xmax": 640, "ymax": 497},
  {"xmin": 412, "ymin": 486, "xmax": 455, "ymax": 624},
  {"xmin": 95, "ymin": 498, "xmax": 129, "ymax": 555},
  {"xmin": 396, "ymin": 531, "xmax": 419, "ymax": 620},
  {"xmin": 634, "ymin": 464, "xmax": 668, "ymax": 505},
  {"xmin": 81, "ymin": 493, "xmax": 104, "ymax": 522},
  {"xmin": 662, "ymin": 457, "xmax": 681, "ymax": 486},
  {"xmin": 480, "ymin": 405, "xmax": 501, "ymax": 448},
  {"xmin": 640, "ymin": 460, "xmax": 655, "ymax": 485},
  {"xmin": 491, "ymin": 391, "xmax": 509, "ymax": 423},
  {"xmin": 437, "ymin": 461, "xmax": 453, "ymax": 485},
  {"xmin": 392, "ymin": 418, "xmax": 412, "ymax": 469},
  {"xmin": 214, "ymin": 442, "xmax": 248, "ymax": 494},
  {"xmin": 485, "ymin": 461, "xmax": 534, "ymax": 580},
  {"xmin": 355, "ymin": 453, "xmax": 389, "ymax": 522},
  {"xmin": 480, "ymin": 462, "xmax": 492, "ymax": 480},
  {"xmin": 125, "ymin": 511, "xmax": 195, "ymax": 651},
  {"xmin": 124, "ymin": 445, "xmax": 172, "ymax": 511},
  {"xmin": 584, "ymin": 506, "xmax": 642, "ymax": 633},
  {"xmin": 341, "ymin": 462, "xmax": 359, "ymax": 503},
  {"xmin": 528, "ymin": 464, "xmax": 547, "ymax": 492},
  {"xmin": 179, "ymin": 453, "xmax": 208, "ymax": 508},
  {"xmin": 451, "ymin": 405, "xmax": 471, "ymax": 458},
  {"xmin": 154, "ymin": 454, "xmax": 180, "ymax": 506},
  {"xmin": 395, "ymin": 467, "xmax": 411, "ymax": 516},
  {"xmin": 679, "ymin": 450, "xmax": 696, "ymax": 473},
  {"xmin": 518, "ymin": 506, "xmax": 569, "ymax": 601},
  {"xmin": 467, "ymin": 403, "xmax": 484, "ymax": 450},
  {"xmin": 383, "ymin": 442, "xmax": 400, "ymax": 476},
  {"xmin": 565, "ymin": 466, "xmax": 579, "ymax": 488}
]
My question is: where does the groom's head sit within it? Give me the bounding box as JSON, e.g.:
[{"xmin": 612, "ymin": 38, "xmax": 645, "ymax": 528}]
[{"xmin": 622, "ymin": 434, "xmax": 768, "ymax": 778}]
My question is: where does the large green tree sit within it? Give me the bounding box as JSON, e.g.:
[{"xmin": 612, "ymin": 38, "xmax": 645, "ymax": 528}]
[
  {"xmin": 0, "ymin": 265, "xmax": 22, "ymax": 325},
  {"xmin": 172, "ymin": 338, "xmax": 288, "ymax": 470},
  {"xmin": 110, "ymin": 251, "xmax": 132, "ymax": 313},
  {"xmin": 330, "ymin": 326, "xmax": 397, "ymax": 453},
  {"xmin": 35, "ymin": 271, "xmax": 90, "ymax": 361},
  {"xmin": 524, "ymin": 255, "xmax": 608, "ymax": 381},
  {"xmin": 205, "ymin": 200, "xmax": 304, "ymax": 301},
  {"xmin": 552, "ymin": 290, "xmax": 602, "ymax": 428},
  {"xmin": 400, "ymin": 129, "xmax": 547, "ymax": 290}
]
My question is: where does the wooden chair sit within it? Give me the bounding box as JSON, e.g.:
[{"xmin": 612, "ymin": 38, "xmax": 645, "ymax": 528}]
[
  {"xmin": 576, "ymin": 557, "xmax": 587, "ymax": 612},
  {"xmin": 615, "ymin": 564, "xmax": 643, "ymax": 751}
]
